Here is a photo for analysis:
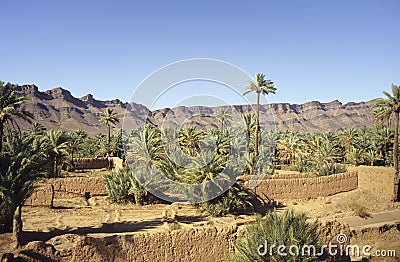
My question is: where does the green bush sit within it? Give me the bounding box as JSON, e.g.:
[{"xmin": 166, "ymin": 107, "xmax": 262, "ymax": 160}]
[
  {"xmin": 103, "ymin": 167, "xmax": 147, "ymax": 205},
  {"xmin": 231, "ymin": 209, "xmax": 323, "ymax": 262},
  {"xmin": 198, "ymin": 183, "xmax": 253, "ymax": 217},
  {"xmin": 317, "ymin": 163, "xmax": 347, "ymax": 177}
]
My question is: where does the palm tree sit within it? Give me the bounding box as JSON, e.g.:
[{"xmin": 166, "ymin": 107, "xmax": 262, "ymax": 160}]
[
  {"xmin": 242, "ymin": 113, "xmax": 257, "ymax": 154},
  {"xmin": 29, "ymin": 122, "xmax": 46, "ymax": 136},
  {"xmin": 192, "ymin": 150, "xmax": 228, "ymax": 200},
  {"xmin": 0, "ymin": 82, "xmax": 34, "ymax": 152},
  {"xmin": 340, "ymin": 128, "xmax": 357, "ymax": 158},
  {"xmin": 99, "ymin": 108, "xmax": 120, "ymax": 145},
  {"xmin": 373, "ymin": 125, "xmax": 393, "ymax": 164},
  {"xmin": 215, "ymin": 108, "xmax": 233, "ymax": 131},
  {"xmin": 127, "ymin": 125, "xmax": 165, "ymax": 167},
  {"xmin": 374, "ymin": 84, "xmax": 400, "ymax": 176},
  {"xmin": 277, "ymin": 131, "xmax": 302, "ymax": 165},
  {"xmin": 66, "ymin": 130, "xmax": 87, "ymax": 166},
  {"xmin": 178, "ymin": 126, "xmax": 204, "ymax": 157},
  {"xmin": 373, "ymin": 106, "xmax": 392, "ymax": 127},
  {"xmin": 46, "ymin": 130, "xmax": 69, "ymax": 177},
  {"xmin": 243, "ymin": 73, "xmax": 276, "ymax": 156},
  {"xmin": 0, "ymin": 133, "xmax": 46, "ymax": 247}
]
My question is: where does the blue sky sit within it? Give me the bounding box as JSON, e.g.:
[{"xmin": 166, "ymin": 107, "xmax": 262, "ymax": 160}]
[{"xmin": 0, "ymin": 0, "xmax": 399, "ymax": 109}]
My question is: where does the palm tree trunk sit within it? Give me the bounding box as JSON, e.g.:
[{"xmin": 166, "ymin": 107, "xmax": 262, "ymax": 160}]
[
  {"xmin": 0, "ymin": 121, "xmax": 3, "ymax": 152},
  {"xmin": 394, "ymin": 111, "xmax": 399, "ymax": 176},
  {"xmin": 13, "ymin": 205, "xmax": 23, "ymax": 248},
  {"xmin": 385, "ymin": 143, "xmax": 388, "ymax": 164},
  {"xmin": 108, "ymin": 124, "xmax": 111, "ymax": 145},
  {"xmin": 255, "ymin": 92, "xmax": 260, "ymax": 156},
  {"xmin": 54, "ymin": 157, "xmax": 58, "ymax": 178}
]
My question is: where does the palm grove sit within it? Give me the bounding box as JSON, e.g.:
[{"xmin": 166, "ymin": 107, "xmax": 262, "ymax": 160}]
[{"xmin": 1, "ymin": 79, "xmax": 399, "ymax": 248}]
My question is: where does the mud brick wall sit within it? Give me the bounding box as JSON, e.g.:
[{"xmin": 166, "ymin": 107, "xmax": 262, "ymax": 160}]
[
  {"xmin": 253, "ymin": 171, "xmax": 358, "ymax": 200},
  {"xmin": 50, "ymin": 176, "xmax": 107, "ymax": 197},
  {"xmin": 8, "ymin": 220, "xmax": 352, "ymax": 261},
  {"xmin": 25, "ymin": 176, "xmax": 107, "ymax": 206},
  {"xmin": 73, "ymin": 158, "xmax": 109, "ymax": 169},
  {"xmin": 71, "ymin": 225, "xmax": 237, "ymax": 262},
  {"xmin": 24, "ymin": 184, "xmax": 53, "ymax": 207},
  {"xmin": 65, "ymin": 221, "xmax": 350, "ymax": 262},
  {"xmin": 73, "ymin": 157, "xmax": 123, "ymax": 170}
]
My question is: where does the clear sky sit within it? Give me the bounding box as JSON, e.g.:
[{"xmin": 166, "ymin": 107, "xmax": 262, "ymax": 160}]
[{"xmin": 0, "ymin": 0, "xmax": 399, "ymax": 109}]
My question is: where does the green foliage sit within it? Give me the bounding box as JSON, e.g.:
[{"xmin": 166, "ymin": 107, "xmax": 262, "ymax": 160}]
[
  {"xmin": 0, "ymin": 133, "xmax": 47, "ymax": 232},
  {"xmin": 231, "ymin": 209, "xmax": 322, "ymax": 262},
  {"xmin": 0, "ymin": 81, "xmax": 34, "ymax": 151},
  {"xmin": 317, "ymin": 163, "xmax": 347, "ymax": 177},
  {"xmin": 198, "ymin": 183, "xmax": 253, "ymax": 217},
  {"xmin": 103, "ymin": 167, "xmax": 147, "ymax": 205}
]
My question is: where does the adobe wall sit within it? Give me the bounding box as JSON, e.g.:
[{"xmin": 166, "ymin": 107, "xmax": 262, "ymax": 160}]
[
  {"xmin": 11, "ymin": 220, "xmax": 351, "ymax": 261},
  {"xmin": 26, "ymin": 171, "xmax": 358, "ymax": 207},
  {"xmin": 73, "ymin": 157, "xmax": 123, "ymax": 170},
  {"xmin": 25, "ymin": 176, "xmax": 106, "ymax": 207},
  {"xmin": 253, "ymin": 171, "xmax": 358, "ymax": 200}
]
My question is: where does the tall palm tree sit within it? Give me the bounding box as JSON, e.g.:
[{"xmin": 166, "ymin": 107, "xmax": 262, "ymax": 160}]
[
  {"xmin": 0, "ymin": 82, "xmax": 34, "ymax": 152},
  {"xmin": 215, "ymin": 108, "xmax": 233, "ymax": 131},
  {"xmin": 46, "ymin": 130, "xmax": 69, "ymax": 177},
  {"xmin": 242, "ymin": 113, "xmax": 257, "ymax": 154},
  {"xmin": 374, "ymin": 84, "xmax": 400, "ymax": 177},
  {"xmin": 99, "ymin": 108, "xmax": 120, "ymax": 145},
  {"xmin": 66, "ymin": 130, "xmax": 87, "ymax": 166},
  {"xmin": 243, "ymin": 73, "xmax": 276, "ymax": 156},
  {"xmin": 340, "ymin": 128, "xmax": 357, "ymax": 158}
]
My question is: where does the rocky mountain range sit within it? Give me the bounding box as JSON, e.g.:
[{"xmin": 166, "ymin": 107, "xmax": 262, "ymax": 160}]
[{"xmin": 15, "ymin": 85, "xmax": 375, "ymax": 135}]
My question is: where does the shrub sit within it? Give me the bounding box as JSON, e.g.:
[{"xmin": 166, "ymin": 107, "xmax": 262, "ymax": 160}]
[
  {"xmin": 317, "ymin": 163, "xmax": 346, "ymax": 177},
  {"xmin": 103, "ymin": 167, "xmax": 147, "ymax": 205},
  {"xmin": 231, "ymin": 209, "xmax": 322, "ymax": 261},
  {"xmin": 350, "ymin": 202, "xmax": 371, "ymax": 219},
  {"xmin": 198, "ymin": 183, "xmax": 253, "ymax": 217}
]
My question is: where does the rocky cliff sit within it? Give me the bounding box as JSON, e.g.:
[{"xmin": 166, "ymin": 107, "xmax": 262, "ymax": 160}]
[{"xmin": 15, "ymin": 85, "xmax": 375, "ymax": 134}]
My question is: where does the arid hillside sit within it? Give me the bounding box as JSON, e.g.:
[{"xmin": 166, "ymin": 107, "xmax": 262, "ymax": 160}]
[{"xmin": 16, "ymin": 85, "xmax": 375, "ymax": 135}]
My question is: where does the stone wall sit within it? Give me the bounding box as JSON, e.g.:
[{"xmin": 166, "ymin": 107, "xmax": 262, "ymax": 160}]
[{"xmin": 253, "ymin": 171, "xmax": 358, "ymax": 200}]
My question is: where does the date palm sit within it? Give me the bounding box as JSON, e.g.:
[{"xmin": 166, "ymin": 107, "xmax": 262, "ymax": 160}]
[
  {"xmin": 374, "ymin": 84, "xmax": 400, "ymax": 176},
  {"xmin": 243, "ymin": 73, "xmax": 276, "ymax": 156},
  {"xmin": 0, "ymin": 82, "xmax": 34, "ymax": 152},
  {"xmin": 373, "ymin": 106, "xmax": 392, "ymax": 127},
  {"xmin": 242, "ymin": 113, "xmax": 257, "ymax": 154},
  {"xmin": 99, "ymin": 108, "xmax": 120, "ymax": 145},
  {"xmin": 277, "ymin": 131, "xmax": 302, "ymax": 164},
  {"xmin": 46, "ymin": 130, "xmax": 69, "ymax": 177},
  {"xmin": 66, "ymin": 129, "xmax": 87, "ymax": 166},
  {"xmin": 0, "ymin": 133, "xmax": 46, "ymax": 247},
  {"xmin": 215, "ymin": 107, "xmax": 233, "ymax": 131},
  {"xmin": 340, "ymin": 128, "xmax": 357, "ymax": 157},
  {"xmin": 178, "ymin": 126, "xmax": 204, "ymax": 157},
  {"xmin": 127, "ymin": 125, "xmax": 165, "ymax": 167}
]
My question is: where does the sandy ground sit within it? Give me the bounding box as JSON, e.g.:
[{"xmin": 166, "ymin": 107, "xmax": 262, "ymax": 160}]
[{"xmin": 1, "ymin": 166, "xmax": 399, "ymax": 259}]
